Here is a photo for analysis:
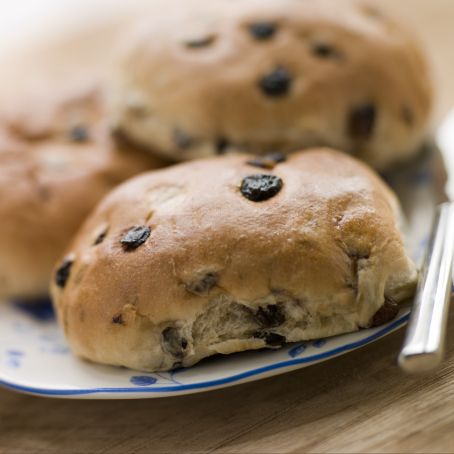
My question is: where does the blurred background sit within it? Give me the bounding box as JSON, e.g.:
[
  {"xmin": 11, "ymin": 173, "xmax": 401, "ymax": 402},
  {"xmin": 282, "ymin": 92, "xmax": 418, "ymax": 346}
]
[{"xmin": 0, "ymin": 0, "xmax": 453, "ymax": 124}]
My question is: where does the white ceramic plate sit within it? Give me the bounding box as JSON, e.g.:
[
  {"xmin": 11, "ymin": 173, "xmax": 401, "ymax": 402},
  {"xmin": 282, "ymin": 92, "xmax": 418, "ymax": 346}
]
[
  {"xmin": 0, "ymin": 200, "xmax": 431, "ymax": 400},
  {"xmin": 0, "ymin": 300, "xmax": 412, "ymax": 399},
  {"xmin": 0, "ymin": 120, "xmax": 448, "ymax": 398}
]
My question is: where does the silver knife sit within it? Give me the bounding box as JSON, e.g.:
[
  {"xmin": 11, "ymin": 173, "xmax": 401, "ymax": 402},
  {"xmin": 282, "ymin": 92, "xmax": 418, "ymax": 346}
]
[{"xmin": 398, "ymin": 112, "xmax": 454, "ymax": 373}]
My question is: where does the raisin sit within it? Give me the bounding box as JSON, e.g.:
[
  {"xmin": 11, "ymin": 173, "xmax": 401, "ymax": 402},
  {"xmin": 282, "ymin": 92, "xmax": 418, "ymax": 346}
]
[
  {"xmin": 348, "ymin": 104, "xmax": 376, "ymax": 140},
  {"xmin": 173, "ymin": 128, "xmax": 194, "ymax": 150},
  {"xmin": 69, "ymin": 125, "xmax": 89, "ymax": 142},
  {"xmin": 370, "ymin": 296, "xmax": 399, "ymax": 327},
  {"xmin": 186, "ymin": 272, "xmax": 218, "ymax": 296},
  {"xmin": 94, "ymin": 230, "xmax": 107, "ymax": 246},
  {"xmin": 259, "ymin": 67, "xmax": 292, "ymax": 97},
  {"xmin": 247, "ymin": 152, "xmax": 286, "ymax": 169},
  {"xmin": 161, "ymin": 327, "xmax": 188, "ymax": 358},
  {"xmin": 216, "ymin": 137, "xmax": 230, "ymax": 155},
  {"xmin": 240, "ymin": 174, "xmax": 283, "ymax": 202},
  {"xmin": 184, "ymin": 35, "xmax": 216, "ymax": 48},
  {"xmin": 249, "ymin": 22, "xmax": 276, "ymax": 40},
  {"xmin": 254, "ymin": 331, "xmax": 286, "ymax": 346},
  {"xmin": 312, "ymin": 42, "xmax": 342, "ymax": 60},
  {"xmin": 256, "ymin": 305, "xmax": 286, "ymax": 328},
  {"xmin": 120, "ymin": 226, "xmax": 151, "ymax": 250},
  {"xmin": 55, "ymin": 258, "xmax": 73, "ymax": 288},
  {"xmin": 112, "ymin": 313, "xmax": 125, "ymax": 325}
]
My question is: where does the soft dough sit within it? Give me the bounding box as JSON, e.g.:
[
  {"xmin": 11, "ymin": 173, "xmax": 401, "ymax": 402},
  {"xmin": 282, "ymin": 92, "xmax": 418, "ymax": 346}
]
[
  {"xmin": 109, "ymin": 0, "xmax": 432, "ymax": 170},
  {"xmin": 51, "ymin": 149, "xmax": 417, "ymax": 372}
]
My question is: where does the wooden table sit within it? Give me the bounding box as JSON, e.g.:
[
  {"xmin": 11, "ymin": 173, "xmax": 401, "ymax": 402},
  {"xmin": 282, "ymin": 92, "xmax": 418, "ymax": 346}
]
[
  {"xmin": 2, "ymin": 1, "xmax": 454, "ymax": 453},
  {"xmin": 2, "ymin": 312, "xmax": 454, "ymax": 453}
]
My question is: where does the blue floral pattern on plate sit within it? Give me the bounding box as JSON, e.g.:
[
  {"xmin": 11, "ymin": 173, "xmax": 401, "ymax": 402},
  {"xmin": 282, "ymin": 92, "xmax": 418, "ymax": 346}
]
[
  {"xmin": 0, "ymin": 298, "xmax": 411, "ymax": 398},
  {"xmin": 0, "ymin": 98, "xmax": 449, "ymax": 400},
  {"xmin": 0, "ymin": 134, "xmax": 441, "ymax": 399},
  {"xmin": 0, "ymin": 212, "xmax": 430, "ymax": 399}
]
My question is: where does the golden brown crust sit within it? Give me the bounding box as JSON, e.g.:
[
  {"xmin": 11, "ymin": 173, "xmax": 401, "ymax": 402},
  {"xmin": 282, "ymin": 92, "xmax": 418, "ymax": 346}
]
[
  {"xmin": 109, "ymin": 0, "xmax": 432, "ymax": 170},
  {"xmin": 51, "ymin": 149, "xmax": 417, "ymax": 371},
  {"xmin": 0, "ymin": 82, "xmax": 163, "ymax": 299}
]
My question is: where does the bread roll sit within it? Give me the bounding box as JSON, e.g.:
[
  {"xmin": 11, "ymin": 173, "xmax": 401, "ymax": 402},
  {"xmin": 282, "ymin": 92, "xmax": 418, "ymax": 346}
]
[
  {"xmin": 51, "ymin": 148, "xmax": 417, "ymax": 371},
  {"xmin": 110, "ymin": 0, "xmax": 432, "ymax": 170},
  {"xmin": 0, "ymin": 82, "xmax": 163, "ymax": 299}
]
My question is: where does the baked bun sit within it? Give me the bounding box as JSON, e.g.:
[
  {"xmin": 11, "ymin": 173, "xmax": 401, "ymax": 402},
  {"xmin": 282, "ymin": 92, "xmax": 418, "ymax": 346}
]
[
  {"xmin": 109, "ymin": 0, "xmax": 432, "ymax": 170},
  {"xmin": 51, "ymin": 149, "xmax": 417, "ymax": 372},
  {"xmin": 0, "ymin": 82, "xmax": 163, "ymax": 300}
]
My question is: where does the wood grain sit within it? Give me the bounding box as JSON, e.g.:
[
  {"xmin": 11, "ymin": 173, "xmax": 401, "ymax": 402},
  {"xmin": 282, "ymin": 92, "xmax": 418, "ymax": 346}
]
[
  {"xmin": 2, "ymin": 312, "xmax": 454, "ymax": 454},
  {"xmin": 2, "ymin": 1, "xmax": 454, "ymax": 453}
]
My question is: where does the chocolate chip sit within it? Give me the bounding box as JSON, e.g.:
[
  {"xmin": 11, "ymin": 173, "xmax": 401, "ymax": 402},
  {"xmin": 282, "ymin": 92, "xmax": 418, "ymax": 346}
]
[
  {"xmin": 216, "ymin": 137, "xmax": 230, "ymax": 155},
  {"xmin": 55, "ymin": 258, "xmax": 73, "ymax": 288},
  {"xmin": 161, "ymin": 327, "xmax": 188, "ymax": 358},
  {"xmin": 94, "ymin": 230, "xmax": 107, "ymax": 246},
  {"xmin": 240, "ymin": 174, "xmax": 283, "ymax": 202},
  {"xmin": 402, "ymin": 105, "xmax": 414, "ymax": 127},
  {"xmin": 249, "ymin": 22, "xmax": 276, "ymax": 40},
  {"xmin": 312, "ymin": 42, "xmax": 342, "ymax": 60},
  {"xmin": 186, "ymin": 272, "xmax": 218, "ymax": 296},
  {"xmin": 254, "ymin": 331, "xmax": 286, "ymax": 346},
  {"xmin": 259, "ymin": 67, "xmax": 292, "ymax": 97},
  {"xmin": 370, "ymin": 296, "xmax": 399, "ymax": 327},
  {"xmin": 348, "ymin": 104, "xmax": 376, "ymax": 140},
  {"xmin": 255, "ymin": 305, "xmax": 286, "ymax": 328},
  {"xmin": 247, "ymin": 152, "xmax": 286, "ymax": 169},
  {"xmin": 120, "ymin": 226, "xmax": 151, "ymax": 250},
  {"xmin": 173, "ymin": 128, "xmax": 194, "ymax": 150},
  {"xmin": 184, "ymin": 35, "xmax": 216, "ymax": 48},
  {"xmin": 112, "ymin": 313, "xmax": 125, "ymax": 325},
  {"xmin": 69, "ymin": 125, "xmax": 89, "ymax": 142}
]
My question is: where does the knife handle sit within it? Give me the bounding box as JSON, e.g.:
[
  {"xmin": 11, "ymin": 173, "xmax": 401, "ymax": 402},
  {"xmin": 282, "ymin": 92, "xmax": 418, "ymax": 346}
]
[{"xmin": 399, "ymin": 202, "xmax": 454, "ymax": 373}]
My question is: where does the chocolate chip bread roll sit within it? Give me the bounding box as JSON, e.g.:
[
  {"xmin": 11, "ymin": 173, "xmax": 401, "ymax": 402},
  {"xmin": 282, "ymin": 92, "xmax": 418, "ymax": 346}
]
[
  {"xmin": 109, "ymin": 0, "xmax": 432, "ymax": 170},
  {"xmin": 51, "ymin": 149, "xmax": 417, "ymax": 372},
  {"xmin": 0, "ymin": 83, "xmax": 163, "ymax": 299}
]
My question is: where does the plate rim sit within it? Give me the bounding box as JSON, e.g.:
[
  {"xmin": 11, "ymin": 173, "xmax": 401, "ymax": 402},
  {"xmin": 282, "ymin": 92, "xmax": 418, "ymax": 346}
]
[{"xmin": 0, "ymin": 312, "xmax": 409, "ymax": 397}]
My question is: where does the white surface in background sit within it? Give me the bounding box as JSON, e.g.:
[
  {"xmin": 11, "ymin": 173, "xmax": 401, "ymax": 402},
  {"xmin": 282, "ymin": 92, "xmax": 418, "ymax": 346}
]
[{"xmin": 0, "ymin": 0, "xmax": 147, "ymax": 54}]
